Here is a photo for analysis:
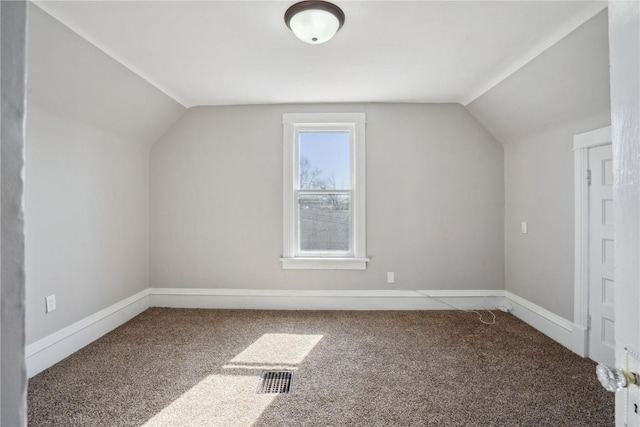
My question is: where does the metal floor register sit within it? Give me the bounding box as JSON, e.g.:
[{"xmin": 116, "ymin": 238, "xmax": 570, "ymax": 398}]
[{"xmin": 257, "ymin": 370, "xmax": 294, "ymax": 394}]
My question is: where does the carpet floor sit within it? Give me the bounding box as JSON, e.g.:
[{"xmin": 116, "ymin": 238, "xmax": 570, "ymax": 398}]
[{"xmin": 28, "ymin": 309, "xmax": 613, "ymax": 426}]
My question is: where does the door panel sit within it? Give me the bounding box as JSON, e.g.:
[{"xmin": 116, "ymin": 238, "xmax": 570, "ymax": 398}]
[{"xmin": 588, "ymin": 144, "xmax": 615, "ymax": 365}]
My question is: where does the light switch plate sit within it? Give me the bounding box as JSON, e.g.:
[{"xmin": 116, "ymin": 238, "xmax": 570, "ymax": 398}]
[
  {"xmin": 521, "ymin": 221, "xmax": 528, "ymax": 234},
  {"xmin": 45, "ymin": 294, "xmax": 56, "ymax": 313}
]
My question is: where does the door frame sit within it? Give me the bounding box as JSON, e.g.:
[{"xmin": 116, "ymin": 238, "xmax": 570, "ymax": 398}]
[{"xmin": 573, "ymin": 125, "xmax": 612, "ymax": 358}]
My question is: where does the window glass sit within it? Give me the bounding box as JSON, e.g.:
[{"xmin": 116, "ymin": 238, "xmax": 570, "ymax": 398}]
[
  {"xmin": 282, "ymin": 112, "xmax": 367, "ymax": 270},
  {"xmin": 298, "ymin": 132, "xmax": 351, "ymax": 190},
  {"xmin": 299, "ymin": 193, "xmax": 351, "ymax": 252}
]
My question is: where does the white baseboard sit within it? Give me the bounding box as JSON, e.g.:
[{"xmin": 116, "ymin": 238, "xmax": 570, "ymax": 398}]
[
  {"xmin": 571, "ymin": 324, "xmax": 588, "ymax": 358},
  {"xmin": 25, "ymin": 289, "xmax": 150, "ymax": 378},
  {"xmin": 26, "ymin": 287, "xmax": 590, "ymax": 377},
  {"xmin": 149, "ymin": 288, "xmax": 505, "ymax": 311},
  {"xmin": 505, "ymin": 291, "xmax": 583, "ymax": 355}
]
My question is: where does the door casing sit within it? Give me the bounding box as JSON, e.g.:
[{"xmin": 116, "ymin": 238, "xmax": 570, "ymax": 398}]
[{"xmin": 573, "ymin": 125, "xmax": 612, "ymax": 358}]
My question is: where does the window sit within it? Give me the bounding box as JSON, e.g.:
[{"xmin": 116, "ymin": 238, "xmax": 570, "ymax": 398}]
[{"xmin": 281, "ymin": 113, "xmax": 368, "ymax": 270}]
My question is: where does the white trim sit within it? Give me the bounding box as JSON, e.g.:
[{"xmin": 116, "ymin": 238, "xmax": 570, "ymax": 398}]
[
  {"xmin": 150, "ymin": 288, "xmax": 504, "ymax": 311},
  {"xmin": 282, "ymin": 112, "xmax": 367, "ymax": 270},
  {"xmin": 26, "ymin": 288, "xmax": 593, "ymax": 377},
  {"xmin": 283, "ymin": 113, "xmax": 366, "ymax": 125},
  {"xmin": 283, "ymin": 118, "xmax": 295, "ymax": 260},
  {"xmin": 462, "ymin": 3, "xmax": 607, "ymax": 106},
  {"xmin": 505, "ymin": 291, "xmax": 581, "ymax": 355},
  {"xmin": 280, "ymin": 258, "xmax": 369, "ymax": 270},
  {"xmin": 573, "ymin": 125, "xmax": 612, "ymax": 150},
  {"xmin": 573, "ymin": 146, "xmax": 590, "ymax": 355},
  {"xmin": 572, "ymin": 126, "xmax": 612, "ymax": 358},
  {"xmin": 353, "ymin": 120, "xmax": 366, "ymax": 259},
  {"xmin": 25, "ymin": 289, "xmax": 150, "ymax": 378}
]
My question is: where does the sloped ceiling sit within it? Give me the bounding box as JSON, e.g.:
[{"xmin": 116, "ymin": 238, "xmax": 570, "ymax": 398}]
[
  {"xmin": 34, "ymin": 1, "xmax": 606, "ymax": 108},
  {"xmin": 467, "ymin": 10, "xmax": 610, "ymax": 144}
]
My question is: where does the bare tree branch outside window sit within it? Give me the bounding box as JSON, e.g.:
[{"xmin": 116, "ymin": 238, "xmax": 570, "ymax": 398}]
[
  {"xmin": 299, "ymin": 157, "xmax": 349, "ymax": 210},
  {"xmin": 299, "ymin": 156, "xmax": 324, "ymax": 190}
]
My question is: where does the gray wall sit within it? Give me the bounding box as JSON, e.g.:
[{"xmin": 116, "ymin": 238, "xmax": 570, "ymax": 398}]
[
  {"xmin": 24, "ymin": 3, "xmax": 612, "ymax": 354},
  {"xmin": 468, "ymin": 10, "xmax": 611, "ymax": 320},
  {"xmin": 1, "ymin": 1, "xmax": 28, "ymax": 424},
  {"xmin": 25, "ymin": 5, "xmax": 185, "ymax": 345},
  {"xmin": 151, "ymin": 103, "xmax": 505, "ymax": 291}
]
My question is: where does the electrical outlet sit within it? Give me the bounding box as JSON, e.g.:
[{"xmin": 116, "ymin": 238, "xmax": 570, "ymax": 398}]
[
  {"xmin": 387, "ymin": 272, "xmax": 395, "ymax": 284},
  {"xmin": 45, "ymin": 294, "xmax": 56, "ymax": 313}
]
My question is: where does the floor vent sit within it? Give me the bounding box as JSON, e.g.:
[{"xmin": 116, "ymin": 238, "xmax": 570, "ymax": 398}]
[{"xmin": 257, "ymin": 370, "xmax": 294, "ymax": 394}]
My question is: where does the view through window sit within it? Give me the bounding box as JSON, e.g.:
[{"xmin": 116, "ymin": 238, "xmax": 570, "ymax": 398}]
[
  {"xmin": 298, "ymin": 131, "xmax": 351, "ymax": 253},
  {"xmin": 282, "ymin": 113, "xmax": 367, "ymax": 270}
]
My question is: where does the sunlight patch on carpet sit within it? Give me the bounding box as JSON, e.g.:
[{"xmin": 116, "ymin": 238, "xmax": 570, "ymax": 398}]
[
  {"xmin": 223, "ymin": 364, "xmax": 299, "ymax": 370},
  {"xmin": 141, "ymin": 375, "xmax": 276, "ymax": 427},
  {"xmin": 230, "ymin": 333, "xmax": 324, "ymax": 365},
  {"xmin": 143, "ymin": 334, "xmax": 323, "ymax": 426}
]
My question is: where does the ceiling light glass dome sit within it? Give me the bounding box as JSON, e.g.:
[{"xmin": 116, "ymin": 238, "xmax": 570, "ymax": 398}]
[{"xmin": 285, "ymin": 1, "xmax": 345, "ymax": 44}]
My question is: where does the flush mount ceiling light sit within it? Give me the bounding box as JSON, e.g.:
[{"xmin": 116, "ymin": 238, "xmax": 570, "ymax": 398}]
[{"xmin": 285, "ymin": 1, "xmax": 345, "ymax": 44}]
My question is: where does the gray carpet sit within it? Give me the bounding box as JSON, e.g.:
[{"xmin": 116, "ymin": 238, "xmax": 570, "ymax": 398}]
[{"xmin": 28, "ymin": 309, "xmax": 613, "ymax": 426}]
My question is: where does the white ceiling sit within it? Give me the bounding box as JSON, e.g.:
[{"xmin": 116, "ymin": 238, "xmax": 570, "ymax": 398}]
[{"xmin": 34, "ymin": 1, "xmax": 606, "ymax": 108}]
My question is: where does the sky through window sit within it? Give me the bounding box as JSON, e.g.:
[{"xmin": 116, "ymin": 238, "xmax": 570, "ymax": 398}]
[{"xmin": 299, "ymin": 132, "xmax": 350, "ymax": 190}]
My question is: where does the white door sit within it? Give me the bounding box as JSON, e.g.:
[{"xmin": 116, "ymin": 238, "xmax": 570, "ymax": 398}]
[{"xmin": 588, "ymin": 144, "xmax": 615, "ymax": 365}]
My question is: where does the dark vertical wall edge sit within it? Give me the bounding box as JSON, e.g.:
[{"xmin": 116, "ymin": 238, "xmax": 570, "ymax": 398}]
[{"xmin": 1, "ymin": 0, "xmax": 28, "ymax": 425}]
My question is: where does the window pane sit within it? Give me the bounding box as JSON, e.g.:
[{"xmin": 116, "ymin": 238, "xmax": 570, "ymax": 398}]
[
  {"xmin": 299, "ymin": 132, "xmax": 350, "ymax": 190},
  {"xmin": 299, "ymin": 193, "xmax": 351, "ymax": 252}
]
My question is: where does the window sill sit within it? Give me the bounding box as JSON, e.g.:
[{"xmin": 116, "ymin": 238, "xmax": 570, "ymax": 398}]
[{"xmin": 280, "ymin": 257, "xmax": 369, "ymax": 270}]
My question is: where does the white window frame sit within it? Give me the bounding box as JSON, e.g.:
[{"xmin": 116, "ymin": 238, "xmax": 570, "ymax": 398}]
[{"xmin": 281, "ymin": 113, "xmax": 368, "ymax": 270}]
